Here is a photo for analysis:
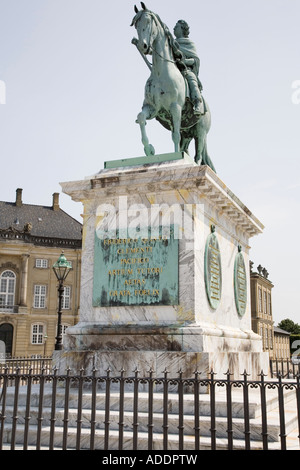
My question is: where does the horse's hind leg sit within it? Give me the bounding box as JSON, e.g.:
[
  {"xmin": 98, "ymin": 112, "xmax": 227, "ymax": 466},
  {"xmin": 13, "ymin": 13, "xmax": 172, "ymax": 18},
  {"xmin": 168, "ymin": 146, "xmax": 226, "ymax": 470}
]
[
  {"xmin": 136, "ymin": 104, "xmax": 155, "ymax": 156},
  {"xmin": 180, "ymin": 133, "xmax": 192, "ymax": 156},
  {"xmin": 194, "ymin": 135, "xmax": 205, "ymax": 165},
  {"xmin": 170, "ymin": 103, "xmax": 182, "ymax": 153}
]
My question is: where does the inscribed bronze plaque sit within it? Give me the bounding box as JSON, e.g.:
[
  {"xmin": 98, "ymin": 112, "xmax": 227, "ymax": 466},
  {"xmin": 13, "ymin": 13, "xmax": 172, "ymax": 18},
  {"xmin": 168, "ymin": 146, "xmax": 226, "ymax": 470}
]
[
  {"xmin": 93, "ymin": 226, "xmax": 179, "ymax": 307},
  {"xmin": 204, "ymin": 226, "xmax": 222, "ymax": 310}
]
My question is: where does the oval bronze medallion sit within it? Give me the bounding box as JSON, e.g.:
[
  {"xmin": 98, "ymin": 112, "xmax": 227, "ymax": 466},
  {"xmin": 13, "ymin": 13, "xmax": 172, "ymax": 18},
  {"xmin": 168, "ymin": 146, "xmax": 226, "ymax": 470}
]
[
  {"xmin": 204, "ymin": 225, "xmax": 222, "ymax": 310},
  {"xmin": 234, "ymin": 246, "xmax": 247, "ymax": 316}
]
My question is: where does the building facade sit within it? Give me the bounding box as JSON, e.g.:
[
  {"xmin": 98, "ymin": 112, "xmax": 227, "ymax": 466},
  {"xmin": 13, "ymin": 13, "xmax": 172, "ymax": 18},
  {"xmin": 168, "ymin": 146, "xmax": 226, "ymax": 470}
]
[
  {"xmin": 250, "ymin": 263, "xmax": 275, "ymax": 359},
  {"xmin": 273, "ymin": 327, "xmax": 291, "ymax": 360},
  {"xmin": 250, "ymin": 263, "xmax": 291, "ymax": 360},
  {"xmin": 0, "ymin": 189, "xmax": 82, "ymax": 357}
]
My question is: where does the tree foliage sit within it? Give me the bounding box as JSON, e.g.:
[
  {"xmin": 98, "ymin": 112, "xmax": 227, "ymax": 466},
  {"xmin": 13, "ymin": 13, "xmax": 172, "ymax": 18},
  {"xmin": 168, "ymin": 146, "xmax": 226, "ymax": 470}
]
[{"xmin": 278, "ymin": 318, "xmax": 300, "ymax": 334}]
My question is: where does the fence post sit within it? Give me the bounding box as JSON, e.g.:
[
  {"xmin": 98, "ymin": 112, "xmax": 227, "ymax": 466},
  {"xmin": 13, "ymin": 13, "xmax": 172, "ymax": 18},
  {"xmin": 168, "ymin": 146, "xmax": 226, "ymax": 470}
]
[
  {"xmin": 104, "ymin": 368, "xmax": 111, "ymax": 450},
  {"xmin": 194, "ymin": 370, "xmax": 200, "ymax": 450},
  {"xmin": 225, "ymin": 370, "xmax": 233, "ymax": 450},
  {"xmin": 147, "ymin": 368, "xmax": 154, "ymax": 451},
  {"xmin": 178, "ymin": 369, "xmax": 184, "ymax": 450},
  {"xmin": 242, "ymin": 370, "xmax": 251, "ymax": 450},
  {"xmin": 62, "ymin": 368, "xmax": 71, "ymax": 450},
  {"xmin": 259, "ymin": 370, "xmax": 268, "ymax": 450},
  {"xmin": 163, "ymin": 368, "xmax": 169, "ymax": 450},
  {"xmin": 76, "ymin": 368, "xmax": 84, "ymax": 450},
  {"xmin": 23, "ymin": 368, "xmax": 33, "ymax": 450},
  {"xmin": 132, "ymin": 368, "xmax": 140, "ymax": 450},
  {"xmin": 36, "ymin": 367, "xmax": 46, "ymax": 450},
  {"xmin": 277, "ymin": 372, "xmax": 287, "ymax": 450},
  {"xmin": 209, "ymin": 370, "xmax": 216, "ymax": 450},
  {"xmin": 118, "ymin": 368, "xmax": 125, "ymax": 450},
  {"xmin": 49, "ymin": 367, "xmax": 58, "ymax": 450},
  {"xmin": 11, "ymin": 367, "xmax": 21, "ymax": 450},
  {"xmin": 89, "ymin": 368, "xmax": 97, "ymax": 450},
  {"xmin": 0, "ymin": 366, "xmax": 9, "ymax": 450}
]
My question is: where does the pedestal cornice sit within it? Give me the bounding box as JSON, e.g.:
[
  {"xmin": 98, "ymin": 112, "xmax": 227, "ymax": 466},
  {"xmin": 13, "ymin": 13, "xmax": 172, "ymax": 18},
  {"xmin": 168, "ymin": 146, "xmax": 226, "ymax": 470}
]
[{"xmin": 60, "ymin": 154, "xmax": 264, "ymax": 239}]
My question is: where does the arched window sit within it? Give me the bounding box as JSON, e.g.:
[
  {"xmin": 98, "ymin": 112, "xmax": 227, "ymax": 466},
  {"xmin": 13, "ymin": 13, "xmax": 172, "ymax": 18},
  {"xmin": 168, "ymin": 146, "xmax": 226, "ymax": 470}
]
[{"xmin": 0, "ymin": 271, "xmax": 16, "ymax": 310}]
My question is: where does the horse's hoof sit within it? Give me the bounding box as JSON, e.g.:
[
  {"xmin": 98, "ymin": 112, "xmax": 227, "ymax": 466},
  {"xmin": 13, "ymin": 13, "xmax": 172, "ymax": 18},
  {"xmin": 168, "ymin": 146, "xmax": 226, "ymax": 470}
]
[{"xmin": 144, "ymin": 144, "xmax": 155, "ymax": 156}]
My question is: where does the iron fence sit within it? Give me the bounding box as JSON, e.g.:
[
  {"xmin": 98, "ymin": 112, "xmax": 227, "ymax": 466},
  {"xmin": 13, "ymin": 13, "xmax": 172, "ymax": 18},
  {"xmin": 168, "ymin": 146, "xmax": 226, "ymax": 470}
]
[
  {"xmin": 0, "ymin": 366, "xmax": 299, "ymax": 451},
  {"xmin": 0, "ymin": 357, "xmax": 52, "ymax": 385},
  {"xmin": 270, "ymin": 359, "xmax": 300, "ymax": 379}
]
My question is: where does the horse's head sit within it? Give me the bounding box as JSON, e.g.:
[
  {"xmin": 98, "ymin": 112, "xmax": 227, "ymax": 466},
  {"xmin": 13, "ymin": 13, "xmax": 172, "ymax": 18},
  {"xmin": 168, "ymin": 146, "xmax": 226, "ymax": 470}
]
[{"xmin": 131, "ymin": 3, "xmax": 158, "ymax": 55}]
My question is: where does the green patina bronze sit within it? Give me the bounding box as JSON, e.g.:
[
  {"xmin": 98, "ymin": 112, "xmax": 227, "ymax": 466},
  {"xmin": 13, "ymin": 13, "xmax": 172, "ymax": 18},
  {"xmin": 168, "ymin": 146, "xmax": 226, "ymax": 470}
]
[
  {"xmin": 93, "ymin": 226, "xmax": 178, "ymax": 307},
  {"xmin": 104, "ymin": 151, "xmax": 193, "ymax": 169},
  {"xmin": 204, "ymin": 225, "xmax": 222, "ymax": 310},
  {"xmin": 131, "ymin": 3, "xmax": 216, "ymax": 172},
  {"xmin": 234, "ymin": 245, "xmax": 247, "ymax": 317}
]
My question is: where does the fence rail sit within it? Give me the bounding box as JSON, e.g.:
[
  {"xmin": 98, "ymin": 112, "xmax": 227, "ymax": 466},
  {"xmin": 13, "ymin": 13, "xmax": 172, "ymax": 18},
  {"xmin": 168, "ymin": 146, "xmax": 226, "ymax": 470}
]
[
  {"xmin": 270, "ymin": 359, "xmax": 300, "ymax": 379},
  {"xmin": 0, "ymin": 366, "xmax": 300, "ymax": 451},
  {"xmin": 0, "ymin": 357, "xmax": 52, "ymax": 385}
]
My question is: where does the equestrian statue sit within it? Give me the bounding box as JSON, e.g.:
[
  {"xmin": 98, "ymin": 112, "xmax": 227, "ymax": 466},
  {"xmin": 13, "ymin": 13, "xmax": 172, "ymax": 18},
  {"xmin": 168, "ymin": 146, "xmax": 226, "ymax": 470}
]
[{"xmin": 131, "ymin": 3, "xmax": 216, "ymax": 172}]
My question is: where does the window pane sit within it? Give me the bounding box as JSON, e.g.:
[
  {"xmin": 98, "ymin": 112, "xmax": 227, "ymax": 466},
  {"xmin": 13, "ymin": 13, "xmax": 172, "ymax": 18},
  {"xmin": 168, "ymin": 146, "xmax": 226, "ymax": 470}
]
[
  {"xmin": 34, "ymin": 285, "xmax": 46, "ymax": 308},
  {"xmin": 0, "ymin": 279, "xmax": 7, "ymax": 293},
  {"xmin": 32, "ymin": 324, "xmax": 44, "ymax": 344},
  {"xmin": 0, "ymin": 271, "xmax": 15, "ymax": 307},
  {"xmin": 8, "ymin": 280, "xmax": 14, "ymax": 293},
  {"xmin": 2, "ymin": 271, "xmax": 14, "ymax": 278},
  {"xmin": 62, "ymin": 286, "xmax": 71, "ymax": 309}
]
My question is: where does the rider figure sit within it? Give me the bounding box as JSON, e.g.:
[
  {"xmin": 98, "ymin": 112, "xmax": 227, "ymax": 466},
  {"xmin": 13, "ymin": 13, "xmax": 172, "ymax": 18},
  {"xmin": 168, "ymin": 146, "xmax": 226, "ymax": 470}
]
[{"xmin": 173, "ymin": 20, "xmax": 203, "ymax": 116}]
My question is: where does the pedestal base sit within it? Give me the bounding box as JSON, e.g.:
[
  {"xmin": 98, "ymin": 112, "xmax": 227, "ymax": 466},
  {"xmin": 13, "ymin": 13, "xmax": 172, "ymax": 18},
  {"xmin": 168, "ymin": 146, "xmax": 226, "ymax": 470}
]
[
  {"xmin": 57, "ymin": 153, "xmax": 269, "ymax": 386},
  {"xmin": 53, "ymin": 323, "xmax": 269, "ymax": 381}
]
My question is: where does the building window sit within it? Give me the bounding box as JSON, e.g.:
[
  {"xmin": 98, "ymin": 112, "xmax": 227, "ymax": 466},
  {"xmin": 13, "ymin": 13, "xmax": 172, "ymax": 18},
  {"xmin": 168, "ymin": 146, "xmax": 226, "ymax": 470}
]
[
  {"xmin": 269, "ymin": 329, "xmax": 273, "ymax": 349},
  {"xmin": 32, "ymin": 324, "xmax": 45, "ymax": 344},
  {"xmin": 34, "ymin": 285, "xmax": 47, "ymax": 308},
  {"xmin": 35, "ymin": 259, "xmax": 48, "ymax": 269},
  {"xmin": 265, "ymin": 328, "xmax": 269, "ymax": 349},
  {"xmin": 62, "ymin": 286, "xmax": 71, "ymax": 309},
  {"xmin": 258, "ymin": 288, "xmax": 262, "ymax": 312},
  {"xmin": 0, "ymin": 270, "xmax": 16, "ymax": 309},
  {"xmin": 268, "ymin": 292, "xmax": 272, "ymax": 315},
  {"xmin": 263, "ymin": 291, "xmax": 267, "ymax": 314}
]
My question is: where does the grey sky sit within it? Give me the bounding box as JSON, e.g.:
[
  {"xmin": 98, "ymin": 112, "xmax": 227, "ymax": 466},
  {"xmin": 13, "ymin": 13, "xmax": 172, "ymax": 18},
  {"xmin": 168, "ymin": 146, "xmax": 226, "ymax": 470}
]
[{"xmin": 0, "ymin": 0, "xmax": 299, "ymax": 324}]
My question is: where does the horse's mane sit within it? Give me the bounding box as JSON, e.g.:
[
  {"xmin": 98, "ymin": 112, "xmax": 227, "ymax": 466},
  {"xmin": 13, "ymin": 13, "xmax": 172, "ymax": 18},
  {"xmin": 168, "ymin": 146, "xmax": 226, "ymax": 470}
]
[{"xmin": 131, "ymin": 9, "xmax": 180, "ymax": 60}]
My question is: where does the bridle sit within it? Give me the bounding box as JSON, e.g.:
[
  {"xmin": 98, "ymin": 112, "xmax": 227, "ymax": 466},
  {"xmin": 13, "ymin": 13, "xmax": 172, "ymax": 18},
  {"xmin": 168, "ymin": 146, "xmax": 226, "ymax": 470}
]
[{"xmin": 135, "ymin": 11, "xmax": 177, "ymax": 65}]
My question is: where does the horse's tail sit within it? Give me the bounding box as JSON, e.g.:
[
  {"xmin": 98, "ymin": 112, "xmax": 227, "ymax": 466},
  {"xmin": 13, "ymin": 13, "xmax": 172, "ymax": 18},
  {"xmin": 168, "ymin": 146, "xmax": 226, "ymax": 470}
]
[{"xmin": 202, "ymin": 139, "xmax": 217, "ymax": 173}]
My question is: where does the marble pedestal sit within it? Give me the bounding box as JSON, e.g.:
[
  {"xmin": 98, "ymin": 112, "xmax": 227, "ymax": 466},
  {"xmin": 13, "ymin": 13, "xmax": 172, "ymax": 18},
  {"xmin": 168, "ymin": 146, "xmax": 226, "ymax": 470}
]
[{"xmin": 53, "ymin": 152, "xmax": 269, "ymax": 381}]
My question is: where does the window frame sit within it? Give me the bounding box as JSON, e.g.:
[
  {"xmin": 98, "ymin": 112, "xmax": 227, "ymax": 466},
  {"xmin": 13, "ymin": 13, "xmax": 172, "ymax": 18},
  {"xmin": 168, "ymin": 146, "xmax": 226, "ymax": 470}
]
[
  {"xmin": 0, "ymin": 270, "xmax": 16, "ymax": 308},
  {"xmin": 35, "ymin": 259, "xmax": 48, "ymax": 269},
  {"xmin": 31, "ymin": 323, "xmax": 45, "ymax": 345},
  {"xmin": 62, "ymin": 286, "xmax": 71, "ymax": 310},
  {"xmin": 33, "ymin": 285, "xmax": 47, "ymax": 309}
]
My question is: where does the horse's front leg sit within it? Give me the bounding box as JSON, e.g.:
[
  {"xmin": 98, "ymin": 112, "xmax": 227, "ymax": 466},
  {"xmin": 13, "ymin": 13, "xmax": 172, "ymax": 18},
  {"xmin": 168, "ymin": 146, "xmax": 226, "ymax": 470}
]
[
  {"xmin": 170, "ymin": 103, "xmax": 182, "ymax": 153},
  {"xmin": 136, "ymin": 104, "xmax": 155, "ymax": 156}
]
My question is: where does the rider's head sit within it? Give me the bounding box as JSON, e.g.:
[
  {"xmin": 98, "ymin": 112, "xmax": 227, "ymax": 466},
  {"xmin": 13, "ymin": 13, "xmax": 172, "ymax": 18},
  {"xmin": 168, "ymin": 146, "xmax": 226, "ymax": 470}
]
[{"xmin": 174, "ymin": 20, "xmax": 190, "ymax": 38}]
